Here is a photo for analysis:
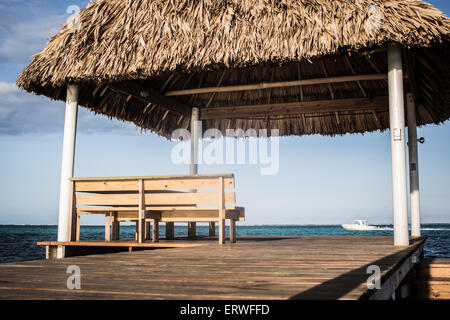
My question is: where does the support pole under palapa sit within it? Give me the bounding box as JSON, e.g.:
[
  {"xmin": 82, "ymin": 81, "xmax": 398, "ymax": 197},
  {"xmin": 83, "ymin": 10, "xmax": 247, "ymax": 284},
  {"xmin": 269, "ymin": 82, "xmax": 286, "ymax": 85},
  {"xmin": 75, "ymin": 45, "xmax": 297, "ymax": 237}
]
[
  {"xmin": 188, "ymin": 107, "xmax": 200, "ymax": 239},
  {"xmin": 406, "ymin": 93, "xmax": 421, "ymax": 237},
  {"xmin": 387, "ymin": 45, "xmax": 409, "ymax": 246},
  {"xmin": 57, "ymin": 84, "xmax": 79, "ymax": 258}
]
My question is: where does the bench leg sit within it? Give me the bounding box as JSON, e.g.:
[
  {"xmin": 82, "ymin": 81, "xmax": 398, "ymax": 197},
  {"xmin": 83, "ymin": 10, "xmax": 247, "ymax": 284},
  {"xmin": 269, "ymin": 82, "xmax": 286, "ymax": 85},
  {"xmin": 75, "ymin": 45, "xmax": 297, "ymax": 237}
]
[
  {"xmin": 188, "ymin": 222, "xmax": 196, "ymax": 239},
  {"xmin": 112, "ymin": 212, "xmax": 120, "ymax": 241},
  {"xmin": 75, "ymin": 214, "xmax": 80, "ymax": 242},
  {"xmin": 135, "ymin": 221, "xmax": 138, "ymax": 241},
  {"xmin": 229, "ymin": 220, "xmax": 236, "ymax": 243},
  {"xmin": 209, "ymin": 222, "xmax": 215, "ymax": 237},
  {"xmin": 166, "ymin": 222, "xmax": 174, "ymax": 240},
  {"xmin": 70, "ymin": 208, "xmax": 78, "ymax": 241},
  {"xmin": 144, "ymin": 221, "xmax": 151, "ymax": 241},
  {"xmin": 105, "ymin": 214, "xmax": 111, "ymax": 242},
  {"xmin": 46, "ymin": 245, "xmax": 58, "ymax": 259},
  {"xmin": 152, "ymin": 220, "xmax": 159, "ymax": 243},
  {"xmin": 137, "ymin": 217, "xmax": 145, "ymax": 244},
  {"xmin": 218, "ymin": 219, "xmax": 225, "ymax": 244}
]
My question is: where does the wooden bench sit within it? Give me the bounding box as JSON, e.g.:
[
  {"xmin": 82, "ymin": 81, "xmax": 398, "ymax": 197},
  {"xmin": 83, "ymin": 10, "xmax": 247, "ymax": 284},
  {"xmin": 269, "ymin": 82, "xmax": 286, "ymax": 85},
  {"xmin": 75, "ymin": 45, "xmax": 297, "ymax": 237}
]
[{"xmin": 67, "ymin": 174, "xmax": 245, "ymax": 244}]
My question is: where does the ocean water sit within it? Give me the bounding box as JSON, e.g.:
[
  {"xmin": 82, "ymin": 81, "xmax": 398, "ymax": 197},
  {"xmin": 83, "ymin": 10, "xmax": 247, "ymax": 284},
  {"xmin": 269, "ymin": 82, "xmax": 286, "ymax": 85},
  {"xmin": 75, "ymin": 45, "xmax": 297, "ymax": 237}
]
[{"xmin": 0, "ymin": 224, "xmax": 448, "ymax": 263}]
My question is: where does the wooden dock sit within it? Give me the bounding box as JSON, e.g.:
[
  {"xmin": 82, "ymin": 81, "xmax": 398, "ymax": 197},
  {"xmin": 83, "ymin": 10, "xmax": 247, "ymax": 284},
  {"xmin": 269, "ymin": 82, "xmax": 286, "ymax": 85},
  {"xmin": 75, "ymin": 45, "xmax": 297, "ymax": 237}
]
[
  {"xmin": 415, "ymin": 258, "xmax": 450, "ymax": 299},
  {"xmin": 0, "ymin": 236, "xmax": 425, "ymax": 300}
]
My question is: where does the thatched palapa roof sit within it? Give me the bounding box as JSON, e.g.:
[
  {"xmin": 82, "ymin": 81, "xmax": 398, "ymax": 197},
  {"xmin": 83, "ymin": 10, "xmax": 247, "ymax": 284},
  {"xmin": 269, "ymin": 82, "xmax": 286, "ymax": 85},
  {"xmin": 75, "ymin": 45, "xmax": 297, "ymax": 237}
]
[{"xmin": 17, "ymin": 0, "xmax": 450, "ymax": 138}]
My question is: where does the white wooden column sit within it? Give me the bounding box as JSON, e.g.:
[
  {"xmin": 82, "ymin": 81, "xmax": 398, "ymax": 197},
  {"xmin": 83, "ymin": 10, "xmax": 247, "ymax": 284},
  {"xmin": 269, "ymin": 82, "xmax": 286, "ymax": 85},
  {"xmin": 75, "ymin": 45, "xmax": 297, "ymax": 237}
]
[
  {"xmin": 188, "ymin": 107, "xmax": 200, "ymax": 238},
  {"xmin": 406, "ymin": 93, "xmax": 421, "ymax": 237},
  {"xmin": 387, "ymin": 45, "xmax": 409, "ymax": 246},
  {"xmin": 190, "ymin": 107, "xmax": 200, "ymax": 175},
  {"xmin": 57, "ymin": 84, "xmax": 79, "ymax": 258}
]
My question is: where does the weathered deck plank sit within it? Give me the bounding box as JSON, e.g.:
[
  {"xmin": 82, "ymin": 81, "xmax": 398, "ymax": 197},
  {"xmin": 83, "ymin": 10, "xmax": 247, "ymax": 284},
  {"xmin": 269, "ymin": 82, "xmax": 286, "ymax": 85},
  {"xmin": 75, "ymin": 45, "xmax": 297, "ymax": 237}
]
[
  {"xmin": 415, "ymin": 258, "xmax": 450, "ymax": 299},
  {"xmin": 0, "ymin": 236, "xmax": 425, "ymax": 300}
]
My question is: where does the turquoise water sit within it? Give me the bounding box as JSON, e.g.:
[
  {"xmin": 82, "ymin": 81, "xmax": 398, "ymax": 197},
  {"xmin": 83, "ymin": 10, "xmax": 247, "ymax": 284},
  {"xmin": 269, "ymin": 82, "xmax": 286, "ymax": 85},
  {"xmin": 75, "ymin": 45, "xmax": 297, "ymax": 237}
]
[{"xmin": 0, "ymin": 224, "xmax": 448, "ymax": 263}]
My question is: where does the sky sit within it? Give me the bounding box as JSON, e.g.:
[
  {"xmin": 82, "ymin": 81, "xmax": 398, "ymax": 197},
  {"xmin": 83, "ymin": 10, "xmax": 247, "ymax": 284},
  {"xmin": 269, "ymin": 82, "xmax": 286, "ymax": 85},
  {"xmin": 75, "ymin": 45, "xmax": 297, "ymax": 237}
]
[{"xmin": 0, "ymin": 0, "xmax": 449, "ymax": 226}]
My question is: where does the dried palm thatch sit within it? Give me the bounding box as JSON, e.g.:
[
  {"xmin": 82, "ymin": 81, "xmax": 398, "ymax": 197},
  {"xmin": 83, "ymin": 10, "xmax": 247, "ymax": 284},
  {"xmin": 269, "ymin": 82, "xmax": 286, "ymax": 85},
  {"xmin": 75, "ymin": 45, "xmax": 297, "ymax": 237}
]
[{"xmin": 17, "ymin": 0, "xmax": 450, "ymax": 138}]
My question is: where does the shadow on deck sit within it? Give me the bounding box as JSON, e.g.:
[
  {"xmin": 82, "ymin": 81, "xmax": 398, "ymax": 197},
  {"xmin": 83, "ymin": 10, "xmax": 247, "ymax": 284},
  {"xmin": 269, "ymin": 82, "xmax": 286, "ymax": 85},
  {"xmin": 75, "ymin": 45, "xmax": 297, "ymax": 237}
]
[{"xmin": 291, "ymin": 237, "xmax": 425, "ymax": 300}]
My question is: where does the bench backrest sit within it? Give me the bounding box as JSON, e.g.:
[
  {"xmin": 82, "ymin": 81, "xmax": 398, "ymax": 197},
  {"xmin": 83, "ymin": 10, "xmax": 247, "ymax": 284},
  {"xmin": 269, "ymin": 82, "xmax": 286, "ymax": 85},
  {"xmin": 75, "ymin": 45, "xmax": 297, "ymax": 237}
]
[{"xmin": 71, "ymin": 174, "xmax": 236, "ymax": 210}]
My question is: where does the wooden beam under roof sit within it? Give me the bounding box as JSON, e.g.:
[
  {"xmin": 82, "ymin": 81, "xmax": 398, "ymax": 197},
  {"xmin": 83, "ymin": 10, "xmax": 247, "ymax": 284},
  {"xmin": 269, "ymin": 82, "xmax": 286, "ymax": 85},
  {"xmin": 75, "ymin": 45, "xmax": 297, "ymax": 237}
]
[
  {"xmin": 165, "ymin": 73, "xmax": 388, "ymax": 96},
  {"xmin": 107, "ymin": 84, "xmax": 191, "ymax": 117},
  {"xmin": 200, "ymin": 96, "xmax": 389, "ymax": 120}
]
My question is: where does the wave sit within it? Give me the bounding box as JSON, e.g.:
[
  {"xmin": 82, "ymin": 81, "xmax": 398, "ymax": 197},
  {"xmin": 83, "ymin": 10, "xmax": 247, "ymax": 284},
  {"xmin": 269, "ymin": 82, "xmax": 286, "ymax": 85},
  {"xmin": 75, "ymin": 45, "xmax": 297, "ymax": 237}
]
[{"xmin": 375, "ymin": 227, "xmax": 449, "ymax": 231}]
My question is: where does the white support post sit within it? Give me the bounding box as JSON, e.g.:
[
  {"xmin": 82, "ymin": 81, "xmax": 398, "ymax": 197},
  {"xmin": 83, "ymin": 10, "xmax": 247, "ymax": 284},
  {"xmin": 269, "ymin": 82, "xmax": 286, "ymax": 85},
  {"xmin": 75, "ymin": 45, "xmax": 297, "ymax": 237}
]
[
  {"xmin": 190, "ymin": 107, "xmax": 200, "ymax": 175},
  {"xmin": 189, "ymin": 107, "xmax": 200, "ymax": 239},
  {"xmin": 57, "ymin": 84, "xmax": 79, "ymax": 258},
  {"xmin": 406, "ymin": 93, "xmax": 421, "ymax": 237},
  {"xmin": 387, "ymin": 45, "xmax": 409, "ymax": 246}
]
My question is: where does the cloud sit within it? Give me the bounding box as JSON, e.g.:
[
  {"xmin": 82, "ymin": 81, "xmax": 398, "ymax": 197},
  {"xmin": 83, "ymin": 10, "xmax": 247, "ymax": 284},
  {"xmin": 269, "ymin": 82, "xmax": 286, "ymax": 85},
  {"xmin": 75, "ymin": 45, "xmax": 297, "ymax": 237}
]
[
  {"xmin": 0, "ymin": 1, "xmax": 140, "ymax": 136},
  {"xmin": 0, "ymin": 13, "xmax": 66, "ymax": 64},
  {"xmin": 0, "ymin": 0, "xmax": 88, "ymax": 64},
  {"xmin": 0, "ymin": 81, "xmax": 139, "ymax": 135}
]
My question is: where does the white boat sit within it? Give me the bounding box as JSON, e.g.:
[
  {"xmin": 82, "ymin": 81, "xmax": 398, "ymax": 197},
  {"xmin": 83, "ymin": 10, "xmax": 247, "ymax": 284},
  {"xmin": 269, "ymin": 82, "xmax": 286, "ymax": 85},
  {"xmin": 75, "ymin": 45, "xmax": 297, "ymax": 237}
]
[{"xmin": 342, "ymin": 220, "xmax": 379, "ymax": 231}]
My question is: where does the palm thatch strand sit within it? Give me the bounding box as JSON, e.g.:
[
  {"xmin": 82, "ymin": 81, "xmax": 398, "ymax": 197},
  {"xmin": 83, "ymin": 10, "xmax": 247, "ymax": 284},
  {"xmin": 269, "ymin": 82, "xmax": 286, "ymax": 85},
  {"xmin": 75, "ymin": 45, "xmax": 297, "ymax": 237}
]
[{"xmin": 17, "ymin": 0, "xmax": 450, "ymax": 138}]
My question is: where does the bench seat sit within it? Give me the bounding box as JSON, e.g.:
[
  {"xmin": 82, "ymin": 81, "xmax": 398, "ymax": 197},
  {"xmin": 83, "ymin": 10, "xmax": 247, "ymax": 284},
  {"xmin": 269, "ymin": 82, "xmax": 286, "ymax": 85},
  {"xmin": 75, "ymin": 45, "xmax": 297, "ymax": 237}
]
[{"xmin": 78, "ymin": 206, "xmax": 245, "ymax": 222}]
